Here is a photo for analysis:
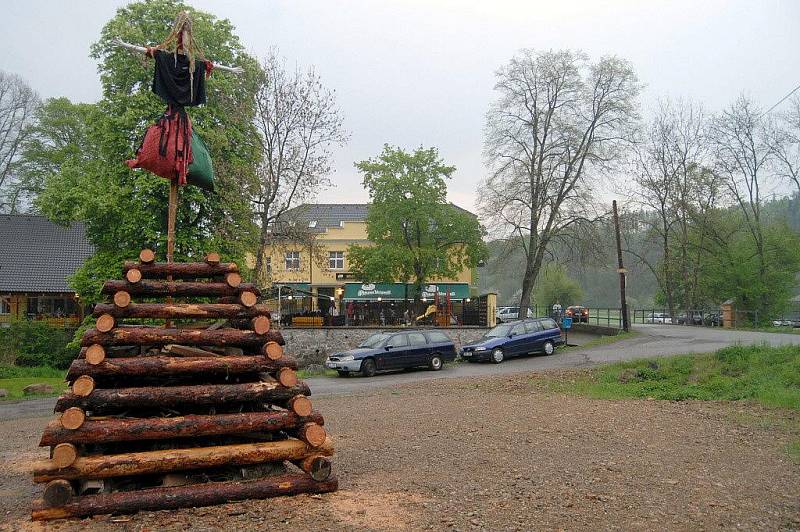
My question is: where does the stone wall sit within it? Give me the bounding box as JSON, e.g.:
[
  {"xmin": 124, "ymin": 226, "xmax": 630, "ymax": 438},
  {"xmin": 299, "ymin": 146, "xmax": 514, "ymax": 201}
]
[{"xmin": 279, "ymin": 327, "xmax": 491, "ymax": 368}]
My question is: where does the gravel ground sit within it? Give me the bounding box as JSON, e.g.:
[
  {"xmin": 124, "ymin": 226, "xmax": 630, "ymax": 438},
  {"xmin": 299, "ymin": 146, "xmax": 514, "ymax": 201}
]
[{"xmin": 1, "ymin": 371, "xmax": 798, "ymax": 531}]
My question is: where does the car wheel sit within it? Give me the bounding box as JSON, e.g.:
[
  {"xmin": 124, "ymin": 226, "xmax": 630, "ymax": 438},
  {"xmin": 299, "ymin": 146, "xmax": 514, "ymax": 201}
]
[
  {"xmin": 336, "ymin": 370, "xmax": 349, "ymax": 377},
  {"xmin": 360, "ymin": 358, "xmax": 376, "ymax": 377},
  {"xmin": 543, "ymin": 340, "xmax": 555, "ymax": 355},
  {"xmin": 429, "ymin": 354, "xmax": 443, "ymax": 371},
  {"xmin": 490, "ymin": 348, "xmax": 504, "ymax": 364}
]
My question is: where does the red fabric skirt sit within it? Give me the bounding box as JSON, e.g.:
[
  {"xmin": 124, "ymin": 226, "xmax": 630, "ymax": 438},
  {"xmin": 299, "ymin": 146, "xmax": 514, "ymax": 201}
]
[{"xmin": 127, "ymin": 107, "xmax": 192, "ymax": 185}]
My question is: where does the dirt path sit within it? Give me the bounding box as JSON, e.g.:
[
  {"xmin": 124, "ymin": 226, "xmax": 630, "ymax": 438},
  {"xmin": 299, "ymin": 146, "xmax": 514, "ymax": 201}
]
[{"xmin": 2, "ymin": 371, "xmax": 798, "ymax": 531}]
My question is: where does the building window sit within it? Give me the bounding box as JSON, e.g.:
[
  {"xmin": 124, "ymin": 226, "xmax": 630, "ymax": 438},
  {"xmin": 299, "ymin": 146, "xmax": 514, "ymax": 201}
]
[
  {"xmin": 266, "ymin": 257, "xmax": 272, "ymax": 273},
  {"xmin": 329, "ymin": 251, "xmax": 344, "ymax": 270},
  {"xmin": 0, "ymin": 297, "xmax": 9, "ymax": 315},
  {"xmin": 285, "ymin": 251, "xmax": 300, "ymax": 271}
]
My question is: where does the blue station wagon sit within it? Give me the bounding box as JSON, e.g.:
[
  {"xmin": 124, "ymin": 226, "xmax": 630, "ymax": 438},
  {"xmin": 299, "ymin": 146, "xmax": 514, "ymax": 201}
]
[
  {"xmin": 461, "ymin": 317, "xmax": 563, "ymax": 363},
  {"xmin": 324, "ymin": 330, "xmax": 458, "ymax": 377}
]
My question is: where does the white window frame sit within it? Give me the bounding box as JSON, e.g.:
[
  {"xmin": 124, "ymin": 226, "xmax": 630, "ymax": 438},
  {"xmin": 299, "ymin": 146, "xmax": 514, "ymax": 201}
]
[
  {"xmin": 285, "ymin": 251, "xmax": 300, "ymax": 271},
  {"xmin": 328, "ymin": 251, "xmax": 344, "ymax": 270}
]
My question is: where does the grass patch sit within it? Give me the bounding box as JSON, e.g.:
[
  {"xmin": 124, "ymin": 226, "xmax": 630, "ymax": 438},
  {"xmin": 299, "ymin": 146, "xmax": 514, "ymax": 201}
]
[
  {"xmin": 0, "ymin": 365, "xmax": 67, "ymax": 400},
  {"xmin": 296, "ymin": 368, "xmax": 338, "ymax": 379},
  {"xmin": 788, "ymin": 440, "xmax": 800, "ymax": 465},
  {"xmin": 551, "ymin": 344, "xmax": 800, "ymax": 410}
]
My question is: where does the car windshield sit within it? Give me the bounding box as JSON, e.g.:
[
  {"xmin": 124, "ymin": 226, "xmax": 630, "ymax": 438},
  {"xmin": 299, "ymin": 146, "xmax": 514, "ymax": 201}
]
[
  {"xmin": 485, "ymin": 324, "xmax": 513, "ymax": 338},
  {"xmin": 358, "ymin": 333, "xmax": 391, "ymax": 348}
]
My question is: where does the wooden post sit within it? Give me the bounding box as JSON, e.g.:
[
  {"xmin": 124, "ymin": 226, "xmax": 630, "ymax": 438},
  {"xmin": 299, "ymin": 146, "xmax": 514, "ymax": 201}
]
[
  {"xmin": 612, "ymin": 200, "xmax": 630, "ymax": 332},
  {"xmin": 166, "ymin": 179, "xmax": 178, "ymax": 328}
]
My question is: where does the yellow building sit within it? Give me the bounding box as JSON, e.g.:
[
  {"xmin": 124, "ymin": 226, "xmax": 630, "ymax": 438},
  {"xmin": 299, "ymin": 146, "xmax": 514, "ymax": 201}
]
[{"xmin": 262, "ymin": 204, "xmax": 476, "ymax": 324}]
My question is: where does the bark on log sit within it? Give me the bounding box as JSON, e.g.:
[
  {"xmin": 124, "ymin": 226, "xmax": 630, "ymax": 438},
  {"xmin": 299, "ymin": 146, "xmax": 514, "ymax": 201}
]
[
  {"xmin": 66, "ymin": 355, "xmax": 298, "ymax": 381},
  {"xmin": 40, "ymin": 410, "xmax": 324, "ymax": 446},
  {"xmin": 123, "ymin": 261, "xmax": 239, "ymax": 279},
  {"xmin": 33, "ymin": 437, "xmax": 333, "ymax": 482},
  {"xmin": 31, "ymin": 473, "xmax": 338, "ymax": 520},
  {"xmin": 42, "ymin": 479, "xmax": 74, "ymax": 508},
  {"xmin": 293, "ymin": 455, "xmax": 333, "ymax": 482},
  {"xmin": 101, "ymin": 280, "xmax": 261, "ymax": 297},
  {"xmin": 92, "ymin": 303, "xmax": 271, "ymax": 320},
  {"xmin": 80, "ymin": 327, "xmax": 284, "ymax": 348},
  {"xmin": 55, "ymin": 381, "xmax": 310, "ymax": 412}
]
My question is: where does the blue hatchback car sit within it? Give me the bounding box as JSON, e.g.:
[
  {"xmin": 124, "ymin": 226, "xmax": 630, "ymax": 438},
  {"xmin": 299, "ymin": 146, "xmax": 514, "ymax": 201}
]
[{"xmin": 461, "ymin": 317, "xmax": 563, "ymax": 363}]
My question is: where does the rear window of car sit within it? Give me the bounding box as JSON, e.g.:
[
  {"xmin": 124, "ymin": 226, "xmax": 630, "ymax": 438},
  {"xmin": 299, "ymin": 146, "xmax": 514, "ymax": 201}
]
[
  {"xmin": 540, "ymin": 318, "xmax": 558, "ymax": 330},
  {"xmin": 408, "ymin": 332, "xmax": 427, "ymax": 346},
  {"xmin": 425, "ymin": 331, "xmax": 450, "ymax": 343}
]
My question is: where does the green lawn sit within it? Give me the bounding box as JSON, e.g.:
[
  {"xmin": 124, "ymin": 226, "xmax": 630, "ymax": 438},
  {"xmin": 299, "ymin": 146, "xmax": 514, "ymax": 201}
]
[{"xmin": 0, "ymin": 365, "xmax": 67, "ymax": 400}]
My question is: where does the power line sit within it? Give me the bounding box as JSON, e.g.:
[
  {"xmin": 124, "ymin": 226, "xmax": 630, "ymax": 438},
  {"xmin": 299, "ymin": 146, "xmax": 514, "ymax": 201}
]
[{"xmin": 762, "ymin": 82, "xmax": 800, "ymax": 116}]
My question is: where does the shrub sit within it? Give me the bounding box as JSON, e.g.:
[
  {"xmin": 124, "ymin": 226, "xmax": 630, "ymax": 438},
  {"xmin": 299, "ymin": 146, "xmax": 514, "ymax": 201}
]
[{"xmin": 0, "ymin": 319, "xmax": 78, "ymax": 369}]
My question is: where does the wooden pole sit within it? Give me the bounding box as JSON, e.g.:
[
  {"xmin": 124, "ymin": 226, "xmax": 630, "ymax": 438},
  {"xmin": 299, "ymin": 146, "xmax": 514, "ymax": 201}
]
[
  {"xmin": 33, "ymin": 438, "xmax": 333, "ymax": 482},
  {"xmin": 40, "ymin": 410, "xmax": 324, "ymax": 446},
  {"xmin": 293, "ymin": 455, "xmax": 333, "ymax": 482},
  {"xmin": 166, "ymin": 180, "xmax": 178, "ymax": 327},
  {"xmin": 102, "ymin": 280, "xmax": 260, "ymax": 298},
  {"xmin": 80, "ymin": 327, "xmax": 284, "ymax": 348},
  {"xmin": 32, "ymin": 473, "xmax": 338, "ymax": 520},
  {"xmin": 92, "ymin": 302, "xmax": 271, "ymax": 320},
  {"xmin": 612, "ymin": 200, "xmax": 630, "ymax": 332}
]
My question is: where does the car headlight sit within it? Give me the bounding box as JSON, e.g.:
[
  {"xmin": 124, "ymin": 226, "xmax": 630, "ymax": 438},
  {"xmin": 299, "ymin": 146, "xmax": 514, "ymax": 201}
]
[
  {"xmin": 474, "ymin": 346, "xmax": 487, "ymax": 351},
  {"xmin": 337, "ymin": 355, "xmax": 355, "ymax": 361}
]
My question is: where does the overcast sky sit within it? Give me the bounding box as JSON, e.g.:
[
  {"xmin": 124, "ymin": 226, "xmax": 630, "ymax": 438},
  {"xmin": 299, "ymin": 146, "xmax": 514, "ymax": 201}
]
[{"xmin": 3, "ymin": 0, "xmax": 799, "ymax": 210}]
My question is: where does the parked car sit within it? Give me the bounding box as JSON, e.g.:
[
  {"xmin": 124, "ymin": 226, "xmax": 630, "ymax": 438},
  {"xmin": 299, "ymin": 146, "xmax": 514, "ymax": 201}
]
[
  {"xmin": 677, "ymin": 312, "xmax": 703, "ymax": 325},
  {"xmin": 324, "ymin": 330, "xmax": 457, "ymax": 377},
  {"xmin": 645, "ymin": 312, "xmax": 672, "ymax": 324},
  {"xmin": 496, "ymin": 306, "xmax": 534, "ymax": 323},
  {"xmin": 461, "ymin": 317, "xmax": 563, "ymax": 364},
  {"xmin": 565, "ymin": 305, "xmax": 589, "ymax": 323},
  {"xmin": 703, "ymin": 313, "xmax": 722, "ymax": 327}
]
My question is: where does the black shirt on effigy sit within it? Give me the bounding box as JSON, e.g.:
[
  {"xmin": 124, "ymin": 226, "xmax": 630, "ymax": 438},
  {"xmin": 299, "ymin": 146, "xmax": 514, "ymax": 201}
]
[{"xmin": 152, "ymin": 49, "xmax": 207, "ymax": 107}]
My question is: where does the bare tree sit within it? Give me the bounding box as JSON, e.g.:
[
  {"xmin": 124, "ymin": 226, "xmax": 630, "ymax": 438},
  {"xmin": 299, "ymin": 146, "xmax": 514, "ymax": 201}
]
[
  {"xmin": 772, "ymin": 96, "xmax": 800, "ymax": 194},
  {"xmin": 479, "ymin": 49, "xmax": 640, "ymax": 316},
  {"xmin": 0, "ymin": 71, "xmax": 39, "ymax": 213},
  {"xmin": 629, "ymin": 99, "xmax": 716, "ymax": 317},
  {"xmin": 250, "ymin": 49, "xmax": 348, "ymax": 286}
]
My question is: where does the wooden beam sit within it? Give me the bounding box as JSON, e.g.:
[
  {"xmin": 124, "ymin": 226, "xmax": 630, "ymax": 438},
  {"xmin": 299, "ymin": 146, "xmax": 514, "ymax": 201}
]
[
  {"xmin": 32, "ymin": 473, "xmax": 338, "ymax": 520},
  {"xmin": 33, "ymin": 437, "xmax": 333, "ymax": 482},
  {"xmin": 92, "ymin": 303, "xmax": 271, "ymax": 320},
  {"xmin": 55, "ymin": 381, "xmax": 310, "ymax": 412},
  {"xmin": 293, "ymin": 455, "xmax": 333, "ymax": 482},
  {"xmin": 102, "ymin": 280, "xmax": 261, "ymax": 297},
  {"xmin": 40, "ymin": 410, "xmax": 324, "ymax": 446},
  {"xmin": 80, "ymin": 327, "xmax": 284, "ymax": 348},
  {"xmin": 123, "ymin": 261, "xmax": 239, "ymax": 279},
  {"xmin": 66, "ymin": 355, "xmax": 298, "ymax": 381}
]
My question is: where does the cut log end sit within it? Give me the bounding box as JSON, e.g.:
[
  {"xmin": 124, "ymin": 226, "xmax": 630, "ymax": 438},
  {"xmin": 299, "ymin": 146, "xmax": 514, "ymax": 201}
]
[
  {"xmin": 205, "ymin": 252, "xmax": 221, "ymax": 264},
  {"xmin": 225, "ymin": 272, "xmax": 242, "ymax": 288},
  {"xmin": 264, "ymin": 341, "xmax": 283, "ymax": 361},
  {"xmin": 85, "ymin": 344, "xmax": 106, "ymax": 365},
  {"xmin": 252, "ymin": 315, "xmax": 271, "ymax": 335},
  {"xmin": 43, "ymin": 479, "xmax": 74, "ymax": 508},
  {"xmin": 95, "ymin": 314, "xmax": 115, "ymax": 333},
  {"xmin": 125, "ymin": 268, "xmax": 142, "ymax": 284},
  {"xmin": 240, "ymin": 291, "xmax": 257, "ymax": 308},
  {"xmin": 278, "ymin": 367, "xmax": 298, "ymax": 388},
  {"xmin": 297, "ymin": 455, "xmax": 332, "ymax": 482},
  {"xmin": 289, "ymin": 395, "xmax": 313, "ymax": 417},
  {"xmin": 299, "ymin": 423, "xmax": 327, "ymax": 448},
  {"xmin": 72, "ymin": 375, "xmax": 95, "ymax": 397},
  {"xmin": 60, "ymin": 407, "xmax": 86, "ymax": 430},
  {"xmin": 52, "ymin": 443, "xmax": 78, "ymax": 469},
  {"xmin": 139, "ymin": 249, "xmax": 156, "ymax": 264},
  {"xmin": 113, "ymin": 291, "xmax": 131, "ymax": 308}
]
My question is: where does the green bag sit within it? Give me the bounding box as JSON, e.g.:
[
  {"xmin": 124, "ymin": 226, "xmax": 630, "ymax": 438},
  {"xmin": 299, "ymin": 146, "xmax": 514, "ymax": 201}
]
[{"xmin": 187, "ymin": 132, "xmax": 215, "ymax": 191}]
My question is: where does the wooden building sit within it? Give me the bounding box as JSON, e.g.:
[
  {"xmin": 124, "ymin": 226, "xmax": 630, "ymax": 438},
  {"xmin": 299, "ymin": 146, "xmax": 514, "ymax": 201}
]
[{"xmin": 0, "ymin": 215, "xmax": 94, "ymax": 327}]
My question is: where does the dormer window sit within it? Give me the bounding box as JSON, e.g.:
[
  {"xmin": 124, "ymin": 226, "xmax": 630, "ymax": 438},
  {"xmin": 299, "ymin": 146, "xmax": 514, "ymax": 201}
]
[{"xmin": 308, "ymin": 220, "xmax": 317, "ymax": 228}]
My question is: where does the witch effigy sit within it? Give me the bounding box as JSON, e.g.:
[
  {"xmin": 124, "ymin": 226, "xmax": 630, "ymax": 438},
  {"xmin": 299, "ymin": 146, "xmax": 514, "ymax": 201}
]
[{"xmin": 29, "ymin": 12, "xmax": 338, "ymax": 520}]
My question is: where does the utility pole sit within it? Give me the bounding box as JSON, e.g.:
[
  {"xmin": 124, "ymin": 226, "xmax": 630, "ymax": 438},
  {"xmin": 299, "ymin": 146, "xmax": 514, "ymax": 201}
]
[{"xmin": 612, "ymin": 200, "xmax": 629, "ymax": 332}]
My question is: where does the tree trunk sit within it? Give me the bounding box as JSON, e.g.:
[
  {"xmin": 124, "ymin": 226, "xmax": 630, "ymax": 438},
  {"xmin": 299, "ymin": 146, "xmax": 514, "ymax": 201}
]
[
  {"xmin": 66, "ymin": 355, "xmax": 298, "ymax": 382},
  {"xmin": 80, "ymin": 327, "xmax": 284, "ymax": 348},
  {"xmin": 33, "ymin": 438, "xmax": 333, "ymax": 482},
  {"xmin": 122, "ymin": 261, "xmax": 239, "ymax": 279},
  {"xmin": 55, "ymin": 381, "xmax": 311, "ymax": 413},
  {"xmin": 101, "ymin": 280, "xmax": 261, "ymax": 298},
  {"xmin": 40, "ymin": 410, "xmax": 324, "ymax": 446},
  {"xmin": 31, "ymin": 474, "xmax": 338, "ymax": 520},
  {"xmin": 92, "ymin": 303, "xmax": 271, "ymax": 320}
]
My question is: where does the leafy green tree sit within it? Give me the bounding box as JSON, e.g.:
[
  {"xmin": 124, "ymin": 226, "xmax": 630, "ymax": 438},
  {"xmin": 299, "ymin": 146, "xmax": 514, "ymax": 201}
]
[
  {"xmin": 347, "ymin": 145, "xmax": 486, "ymax": 309},
  {"xmin": 533, "ymin": 263, "xmax": 584, "ymax": 309},
  {"xmin": 28, "ymin": 0, "xmax": 260, "ymax": 304}
]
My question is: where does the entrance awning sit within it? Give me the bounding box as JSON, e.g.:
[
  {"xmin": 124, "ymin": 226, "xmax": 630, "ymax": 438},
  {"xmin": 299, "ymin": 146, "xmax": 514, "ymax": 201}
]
[
  {"xmin": 343, "ymin": 283, "xmax": 470, "ymax": 301},
  {"xmin": 276, "ymin": 283, "xmax": 310, "ymax": 294}
]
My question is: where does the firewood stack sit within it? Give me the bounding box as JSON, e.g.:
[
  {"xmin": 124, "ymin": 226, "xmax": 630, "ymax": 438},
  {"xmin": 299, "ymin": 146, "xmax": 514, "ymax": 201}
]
[{"xmin": 31, "ymin": 251, "xmax": 337, "ymax": 521}]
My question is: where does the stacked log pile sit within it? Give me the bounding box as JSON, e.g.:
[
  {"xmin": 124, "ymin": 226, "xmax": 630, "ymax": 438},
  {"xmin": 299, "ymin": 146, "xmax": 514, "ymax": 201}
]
[{"xmin": 31, "ymin": 251, "xmax": 336, "ymax": 521}]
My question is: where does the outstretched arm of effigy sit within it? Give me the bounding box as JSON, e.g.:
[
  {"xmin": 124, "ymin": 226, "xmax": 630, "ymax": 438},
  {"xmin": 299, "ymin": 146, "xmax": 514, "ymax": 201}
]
[{"xmin": 111, "ymin": 38, "xmax": 244, "ymax": 75}]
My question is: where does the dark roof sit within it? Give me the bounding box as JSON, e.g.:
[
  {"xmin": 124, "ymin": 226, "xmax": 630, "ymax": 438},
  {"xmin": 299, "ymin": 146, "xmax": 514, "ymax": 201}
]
[
  {"xmin": 278, "ymin": 202, "xmax": 476, "ymax": 233},
  {"xmin": 0, "ymin": 215, "xmax": 94, "ymax": 293}
]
